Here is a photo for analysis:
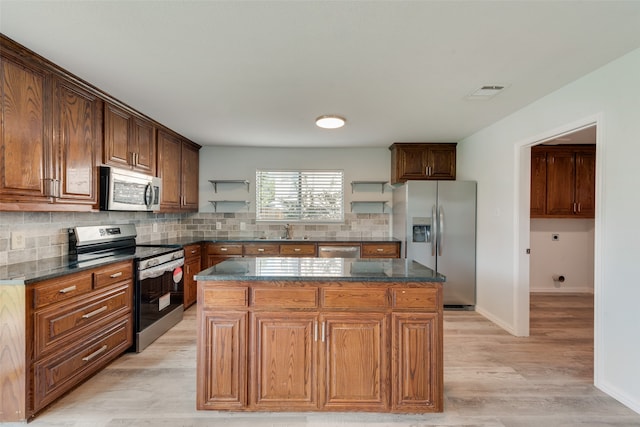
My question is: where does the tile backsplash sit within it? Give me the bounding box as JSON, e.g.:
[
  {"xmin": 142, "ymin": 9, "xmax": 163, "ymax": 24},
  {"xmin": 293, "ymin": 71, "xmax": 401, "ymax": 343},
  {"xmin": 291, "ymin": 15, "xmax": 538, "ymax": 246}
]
[{"xmin": 0, "ymin": 211, "xmax": 390, "ymax": 266}]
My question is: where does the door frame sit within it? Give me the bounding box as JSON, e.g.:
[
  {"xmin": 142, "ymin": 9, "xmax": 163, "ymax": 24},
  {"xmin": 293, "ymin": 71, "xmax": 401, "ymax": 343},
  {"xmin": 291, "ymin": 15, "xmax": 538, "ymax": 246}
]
[{"xmin": 514, "ymin": 114, "xmax": 603, "ymax": 384}]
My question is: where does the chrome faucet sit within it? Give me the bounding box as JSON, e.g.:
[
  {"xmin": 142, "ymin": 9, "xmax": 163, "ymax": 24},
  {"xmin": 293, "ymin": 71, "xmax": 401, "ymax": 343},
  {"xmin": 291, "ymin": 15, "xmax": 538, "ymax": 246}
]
[{"xmin": 283, "ymin": 223, "xmax": 292, "ymax": 239}]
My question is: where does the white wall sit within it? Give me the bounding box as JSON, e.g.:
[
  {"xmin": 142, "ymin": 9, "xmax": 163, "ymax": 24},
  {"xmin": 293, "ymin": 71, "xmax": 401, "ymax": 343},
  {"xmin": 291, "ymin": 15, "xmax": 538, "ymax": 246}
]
[
  {"xmin": 457, "ymin": 47, "xmax": 640, "ymax": 412},
  {"xmin": 530, "ymin": 219, "xmax": 594, "ymax": 293},
  {"xmin": 198, "ymin": 146, "xmax": 391, "ymax": 213}
]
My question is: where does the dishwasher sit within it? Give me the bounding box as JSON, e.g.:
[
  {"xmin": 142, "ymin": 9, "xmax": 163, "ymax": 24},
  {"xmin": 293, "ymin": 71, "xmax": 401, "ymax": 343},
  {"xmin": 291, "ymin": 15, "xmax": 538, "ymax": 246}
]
[{"xmin": 318, "ymin": 245, "xmax": 360, "ymax": 258}]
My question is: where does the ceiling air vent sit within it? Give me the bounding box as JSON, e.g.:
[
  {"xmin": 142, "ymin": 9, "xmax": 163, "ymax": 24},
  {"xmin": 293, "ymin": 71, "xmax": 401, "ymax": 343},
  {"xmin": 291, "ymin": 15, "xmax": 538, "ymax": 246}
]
[{"xmin": 466, "ymin": 85, "xmax": 506, "ymax": 100}]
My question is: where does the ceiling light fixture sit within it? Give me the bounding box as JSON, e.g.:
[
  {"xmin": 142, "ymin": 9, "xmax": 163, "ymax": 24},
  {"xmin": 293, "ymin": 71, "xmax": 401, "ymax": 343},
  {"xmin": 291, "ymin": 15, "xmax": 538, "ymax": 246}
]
[{"xmin": 315, "ymin": 115, "xmax": 346, "ymax": 129}]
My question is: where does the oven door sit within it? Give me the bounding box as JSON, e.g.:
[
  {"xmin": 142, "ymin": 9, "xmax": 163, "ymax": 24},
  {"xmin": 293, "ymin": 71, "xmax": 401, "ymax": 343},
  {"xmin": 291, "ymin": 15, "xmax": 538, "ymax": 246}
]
[{"xmin": 136, "ymin": 258, "xmax": 184, "ymax": 332}]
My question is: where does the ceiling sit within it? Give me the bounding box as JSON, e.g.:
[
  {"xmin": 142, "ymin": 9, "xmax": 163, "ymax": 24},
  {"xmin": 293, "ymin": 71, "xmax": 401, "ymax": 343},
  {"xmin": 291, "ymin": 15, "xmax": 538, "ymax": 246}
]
[{"xmin": 2, "ymin": 1, "xmax": 640, "ymax": 148}]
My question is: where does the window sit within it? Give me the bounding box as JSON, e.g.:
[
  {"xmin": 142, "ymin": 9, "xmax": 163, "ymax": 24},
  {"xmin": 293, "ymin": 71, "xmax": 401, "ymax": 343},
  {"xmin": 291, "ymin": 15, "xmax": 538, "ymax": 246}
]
[{"xmin": 256, "ymin": 170, "xmax": 344, "ymax": 222}]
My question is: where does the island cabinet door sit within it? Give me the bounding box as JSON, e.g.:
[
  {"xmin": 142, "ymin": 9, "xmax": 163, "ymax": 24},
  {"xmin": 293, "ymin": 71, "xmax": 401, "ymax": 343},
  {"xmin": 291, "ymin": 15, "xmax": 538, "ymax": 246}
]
[
  {"xmin": 250, "ymin": 312, "xmax": 318, "ymax": 410},
  {"xmin": 197, "ymin": 310, "xmax": 247, "ymax": 410},
  {"xmin": 319, "ymin": 313, "xmax": 389, "ymax": 412},
  {"xmin": 392, "ymin": 313, "xmax": 443, "ymax": 412}
]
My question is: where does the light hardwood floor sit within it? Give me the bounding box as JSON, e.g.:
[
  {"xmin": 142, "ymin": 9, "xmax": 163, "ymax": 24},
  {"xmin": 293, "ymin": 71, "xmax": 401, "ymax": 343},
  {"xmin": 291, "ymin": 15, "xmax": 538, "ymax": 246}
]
[{"xmin": 18, "ymin": 293, "xmax": 640, "ymax": 426}]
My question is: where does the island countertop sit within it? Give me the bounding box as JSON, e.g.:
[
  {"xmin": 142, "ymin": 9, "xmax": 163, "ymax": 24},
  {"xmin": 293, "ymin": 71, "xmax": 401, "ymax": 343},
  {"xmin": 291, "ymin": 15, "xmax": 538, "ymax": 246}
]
[{"xmin": 194, "ymin": 256, "xmax": 445, "ymax": 282}]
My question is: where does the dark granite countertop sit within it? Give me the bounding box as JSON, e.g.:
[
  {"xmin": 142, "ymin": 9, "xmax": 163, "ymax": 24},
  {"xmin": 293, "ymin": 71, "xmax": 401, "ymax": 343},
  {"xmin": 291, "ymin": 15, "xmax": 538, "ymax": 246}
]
[
  {"xmin": 195, "ymin": 257, "xmax": 444, "ymax": 283},
  {"xmin": 0, "ymin": 237, "xmax": 401, "ymax": 285}
]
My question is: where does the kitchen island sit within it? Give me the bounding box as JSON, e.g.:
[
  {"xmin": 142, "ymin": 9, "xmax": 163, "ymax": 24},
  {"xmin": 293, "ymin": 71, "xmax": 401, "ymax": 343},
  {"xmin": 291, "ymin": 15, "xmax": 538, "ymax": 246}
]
[{"xmin": 194, "ymin": 257, "xmax": 445, "ymax": 413}]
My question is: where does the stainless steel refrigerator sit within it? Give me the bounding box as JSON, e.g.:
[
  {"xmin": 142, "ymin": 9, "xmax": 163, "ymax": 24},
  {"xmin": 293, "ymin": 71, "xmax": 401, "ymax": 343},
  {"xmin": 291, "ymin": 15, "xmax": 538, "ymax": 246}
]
[{"xmin": 392, "ymin": 181, "xmax": 476, "ymax": 307}]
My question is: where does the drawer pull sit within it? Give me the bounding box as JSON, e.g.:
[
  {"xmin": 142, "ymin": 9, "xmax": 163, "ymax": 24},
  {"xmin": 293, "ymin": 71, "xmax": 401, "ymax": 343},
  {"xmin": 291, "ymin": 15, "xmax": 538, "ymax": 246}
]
[
  {"xmin": 294, "ymin": 248, "xmax": 301, "ymax": 252},
  {"xmin": 82, "ymin": 345, "xmax": 108, "ymax": 362},
  {"xmin": 191, "ymin": 249, "xmax": 197, "ymax": 254},
  {"xmin": 58, "ymin": 285, "xmax": 77, "ymax": 294},
  {"xmin": 220, "ymin": 247, "xmax": 228, "ymax": 251},
  {"xmin": 258, "ymin": 248, "xmax": 265, "ymax": 252},
  {"xmin": 376, "ymin": 248, "xmax": 384, "ymax": 252},
  {"xmin": 82, "ymin": 306, "xmax": 108, "ymax": 319},
  {"xmin": 109, "ymin": 272, "xmax": 123, "ymax": 279}
]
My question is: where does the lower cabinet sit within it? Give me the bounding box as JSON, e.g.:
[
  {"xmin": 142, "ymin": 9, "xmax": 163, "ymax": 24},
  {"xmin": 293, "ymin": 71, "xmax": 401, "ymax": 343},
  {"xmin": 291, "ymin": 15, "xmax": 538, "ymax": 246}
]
[
  {"xmin": 27, "ymin": 260, "xmax": 134, "ymax": 417},
  {"xmin": 183, "ymin": 244, "xmax": 202, "ymax": 308},
  {"xmin": 197, "ymin": 282, "xmax": 442, "ymax": 413}
]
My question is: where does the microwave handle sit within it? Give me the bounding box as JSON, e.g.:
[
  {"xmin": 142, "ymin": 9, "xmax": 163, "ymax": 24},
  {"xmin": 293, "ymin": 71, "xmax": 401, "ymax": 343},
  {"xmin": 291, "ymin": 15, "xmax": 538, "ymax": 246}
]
[{"xmin": 144, "ymin": 183, "xmax": 153, "ymax": 208}]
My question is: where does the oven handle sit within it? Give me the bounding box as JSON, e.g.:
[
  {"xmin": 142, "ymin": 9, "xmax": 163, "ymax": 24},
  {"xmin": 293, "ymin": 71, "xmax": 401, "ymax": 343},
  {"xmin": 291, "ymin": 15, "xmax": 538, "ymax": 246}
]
[{"xmin": 138, "ymin": 258, "xmax": 184, "ymax": 281}]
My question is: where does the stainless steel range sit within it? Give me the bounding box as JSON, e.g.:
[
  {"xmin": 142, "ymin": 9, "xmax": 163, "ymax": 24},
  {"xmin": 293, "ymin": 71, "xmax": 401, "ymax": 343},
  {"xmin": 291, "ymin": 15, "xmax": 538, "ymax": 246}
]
[{"xmin": 69, "ymin": 224, "xmax": 184, "ymax": 352}]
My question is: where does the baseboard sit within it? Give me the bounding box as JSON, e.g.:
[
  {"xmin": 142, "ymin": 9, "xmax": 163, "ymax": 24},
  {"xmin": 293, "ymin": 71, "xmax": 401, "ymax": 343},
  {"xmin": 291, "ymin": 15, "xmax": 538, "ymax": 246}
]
[
  {"xmin": 474, "ymin": 304, "xmax": 518, "ymax": 336},
  {"xmin": 530, "ymin": 287, "xmax": 594, "ymax": 293}
]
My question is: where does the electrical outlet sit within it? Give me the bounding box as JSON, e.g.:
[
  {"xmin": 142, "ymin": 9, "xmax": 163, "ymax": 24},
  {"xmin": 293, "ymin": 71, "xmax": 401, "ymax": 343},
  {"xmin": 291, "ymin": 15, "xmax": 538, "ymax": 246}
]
[
  {"xmin": 552, "ymin": 233, "xmax": 560, "ymax": 241},
  {"xmin": 11, "ymin": 231, "xmax": 26, "ymax": 249},
  {"xmin": 216, "ymin": 222, "xmax": 222, "ymax": 230},
  {"xmin": 240, "ymin": 222, "xmax": 246, "ymax": 231},
  {"xmin": 152, "ymin": 223, "xmax": 158, "ymax": 232}
]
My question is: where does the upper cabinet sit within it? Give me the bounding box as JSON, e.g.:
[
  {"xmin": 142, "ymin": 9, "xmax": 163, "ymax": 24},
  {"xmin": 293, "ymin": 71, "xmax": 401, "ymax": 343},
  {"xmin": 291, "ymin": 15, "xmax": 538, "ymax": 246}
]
[
  {"xmin": 1, "ymin": 45, "xmax": 101, "ymax": 211},
  {"xmin": 104, "ymin": 102, "xmax": 156, "ymax": 175},
  {"xmin": 157, "ymin": 129, "xmax": 200, "ymax": 212},
  {"xmin": 530, "ymin": 145, "xmax": 596, "ymax": 218},
  {"xmin": 0, "ymin": 34, "xmax": 200, "ymax": 212},
  {"xmin": 389, "ymin": 143, "xmax": 456, "ymax": 184}
]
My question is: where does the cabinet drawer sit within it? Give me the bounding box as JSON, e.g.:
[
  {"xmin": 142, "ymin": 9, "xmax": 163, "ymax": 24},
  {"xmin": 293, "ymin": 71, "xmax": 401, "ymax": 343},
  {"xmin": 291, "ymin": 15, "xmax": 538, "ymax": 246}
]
[
  {"xmin": 93, "ymin": 260, "xmax": 133, "ymax": 289},
  {"xmin": 252, "ymin": 288, "xmax": 318, "ymax": 309},
  {"xmin": 392, "ymin": 288, "xmax": 439, "ymax": 310},
  {"xmin": 361, "ymin": 243, "xmax": 400, "ymax": 258},
  {"xmin": 32, "ymin": 271, "xmax": 93, "ymax": 309},
  {"xmin": 34, "ymin": 283, "xmax": 132, "ymax": 358},
  {"xmin": 33, "ymin": 317, "xmax": 132, "ymax": 412},
  {"xmin": 202, "ymin": 287, "xmax": 248, "ymax": 308},
  {"xmin": 184, "ymin": 244, "xmax": 202, "ymax": 258},
  {"xmin": 244, "ymin": 244, "xmax": 279, "ymax": 256},
  {"xmin": 279, "ymin": 243, "xmax": 316, "ymax": 256},
  {"xmin": 321, "ymin": 288, "xmax": 388, "ymax": 309},
  {"xmin": 207, "ymin": 243, "xmax": 243, "ymax": 256}
]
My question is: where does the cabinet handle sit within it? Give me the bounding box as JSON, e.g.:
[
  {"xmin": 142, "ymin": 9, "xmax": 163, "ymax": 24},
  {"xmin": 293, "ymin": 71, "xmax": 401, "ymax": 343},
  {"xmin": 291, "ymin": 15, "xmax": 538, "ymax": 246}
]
[
  {"xmin": 314, "ymin": 320, "xmax": 318, "ymax": 342},
  {"xmin": 573, "ymin": 202, "xmax": 577, "ymax": 213},
  {"xmin": 376, "ymin": 248, "xmax": 384, "ymax": 252},
  {"xmin": 58, "ymin": 285, "xmax": 77, "ymax": 294},
  {"xmin": 82, "ymin": 345, "xmax": 108, "ymax": 362},
  {"xmin": 220, "ymin": 247, "xmax": 228, "ymax": 251},
  {"xmin": 82, "ymin": 306, "xmax": 108, "ymax": 319},
  {"xmin": 191, "ymin": 250, "xmax": 197, "ymax": 254},
  {"xmin": 294, "ymin": 248, "xmax": 301, "ymax": 252},
  {"xmin": 109, "ymin": 272, "xmax": 123, "ymax": 279},
  {"xmin": 134, "ymin": 153, "xmax": 139, "ymax": 166},
  {"xmin": 257, "ymin": 248, "xmax": 265, "ymax": 252},
  {"xmin": 321, "ymin": 321, "xmax": 326, "ymax": 342},
  {"xmin": 577, "ymin": 203, "xmax": 582, "ymax": 213}
]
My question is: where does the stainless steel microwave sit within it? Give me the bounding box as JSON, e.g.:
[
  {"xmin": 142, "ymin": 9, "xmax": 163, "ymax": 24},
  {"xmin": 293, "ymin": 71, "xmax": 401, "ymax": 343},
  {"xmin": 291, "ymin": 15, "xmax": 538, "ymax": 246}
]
[{"xmin": 99, "ymin": 166, "xmax": 162, "ymax": 211}]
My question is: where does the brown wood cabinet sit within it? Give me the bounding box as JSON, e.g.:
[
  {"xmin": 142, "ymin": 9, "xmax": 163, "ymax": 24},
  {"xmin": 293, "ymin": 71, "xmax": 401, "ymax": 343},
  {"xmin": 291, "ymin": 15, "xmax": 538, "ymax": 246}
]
[
  {"xmin": 204, "ymin": 242, "xmax": 243, "ymax": 268},
  {"xmin": 389, "ymin": 143, "xmax": 456, "ymax": 184},
  {"xmin": 104, "ymin": 102, "xmax": 156, "ymax": 175},
  {"xmin": 157, "ymin": 129, "xmax": 200, "ymax": 212},
  {"xmin": 361, "ymin": 242, "xmax": 400, "ymax": 258},
  {"xmin": 183, "ymin": 243, "xmax": 202, "ymax": 308},
  {"xmin": 1, "ymin": 44, "xmax": 101, "ymax": 211},
  {"xmin": 531, "ymin": 145, "xmax": 596, "ymax": 218},
  {"xmin": 27, "ymin": 260, "xmax": 133, "ymax": 417},
  {"xmin": 197, "ymin": 281, "xmax": 443, "ymax": 413}
]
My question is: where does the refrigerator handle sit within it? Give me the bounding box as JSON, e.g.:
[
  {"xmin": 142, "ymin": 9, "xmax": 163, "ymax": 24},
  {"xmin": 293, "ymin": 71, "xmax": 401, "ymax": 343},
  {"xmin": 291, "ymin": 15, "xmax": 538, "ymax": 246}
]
[
  {"xmin": 438, "ymin": 205, "xmax": 445, "ymax": 256},
  {"xmin": 431, "ymin": 204, "xmax": 437, "ymax": 256}
]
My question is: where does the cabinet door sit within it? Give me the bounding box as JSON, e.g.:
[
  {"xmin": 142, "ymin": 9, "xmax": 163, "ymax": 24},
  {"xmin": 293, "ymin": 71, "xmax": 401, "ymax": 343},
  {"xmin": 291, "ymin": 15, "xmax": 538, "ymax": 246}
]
[
  {"xmin": 184, "ymin": 254, "xmax": 201, "ymax": 308},
  {"xmin": 574, "ymin": 149, "xmax": 596, "ymax": 217},
  {"xmin": 426, "ymin": 144, "xmax": 456, "ymax": 180},
  {"xmin": 320, "ymin": 313, "xmax": 388, "ymax": 411},
  {"xmin": 53, "ymin": 78, "xmax": 101, "ymax": 206},
  {"xmin": 103, "ymin": 103, "xmax": 132, "ymax": 170},
  {"xmin": 157, "ymin": 130, "xmax": 182, "ymax": 211},
  {"xmin": 251, "ymin": 313, "xmax": 318, "ymax": 410},
  {"xmin": 181, "ymin": 141, "xmax": 199, "ymax": 210},
  {"xmin": 545, "ymin": 150, "xmax": 575, "ymax": 216},
  {"xmin": 131, "ymin": 117, "xmax": 156, "ymax": 175},
  {"xmin": 392, "ymin": 313, "xmax": 442, "ymax": 412},
  {"xmin": 197, "ymin": 311, "xmax": 247, "ymax": 410},
  {"xmin": 395, "ymin": 145, "xmax": 429, "ymax": 181},
  {"xmin": 530, "ymin": 149, "xmax": 547, "ymax": 217},
  {"xmin": 0, "ymin": 55, "xmax": 51, "ymax": 204}
]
